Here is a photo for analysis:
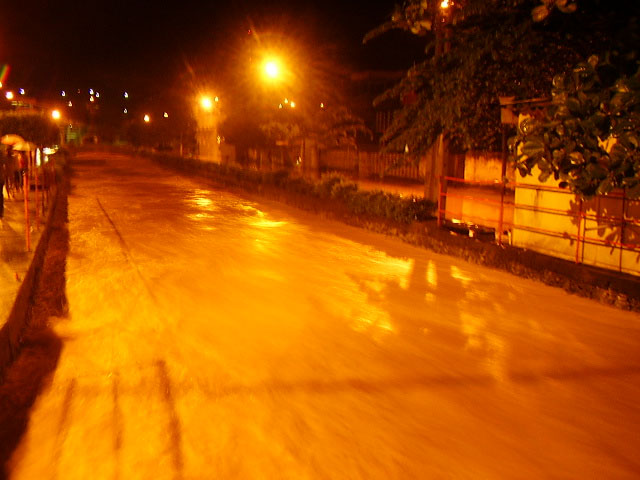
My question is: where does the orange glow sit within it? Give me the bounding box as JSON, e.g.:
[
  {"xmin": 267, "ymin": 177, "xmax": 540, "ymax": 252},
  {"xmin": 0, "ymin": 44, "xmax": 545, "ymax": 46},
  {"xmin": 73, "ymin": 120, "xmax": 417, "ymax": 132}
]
[
  {"xmin": 440, "ymin": 0, "xmax": 450, "ymax": 8},
  {"xmin": 5, "ymin": 91, "xmax": 14, "ymax": 100},
  {"xmin": 51, "ymin": 110, "xmax": 61, "ymax": 120},
  {"xmin": 143, "ymin": 114, "xmax": 150, "ymax": 123},
  {"xmin": 201, "ymin": 96, "xmax": 213, "ymax": 111},
  {"xmin": 264, "ymin": 60, "xmax": 280, "ymax": 79}
]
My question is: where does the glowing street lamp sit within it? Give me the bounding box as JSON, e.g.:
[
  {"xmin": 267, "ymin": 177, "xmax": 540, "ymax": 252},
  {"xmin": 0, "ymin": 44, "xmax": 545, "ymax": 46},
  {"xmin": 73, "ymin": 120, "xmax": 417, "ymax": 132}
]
[
  {"xmin": 200, "ymin": 96, "xmax": 213, "ymax": 111},
  {"xmin": 264, "ymin": 60, "xmax": 280, "ymax": 79},
  {"xmin": 51, "ymin": 109, "xmax": 61, "ymax": 120},
  {"xmin": 143, "ymin": 114, "xmax": 151, "ymax": 123},
  {"xmin": 5, "ymin": 91, "xmax": 14, "ymax": 100}
]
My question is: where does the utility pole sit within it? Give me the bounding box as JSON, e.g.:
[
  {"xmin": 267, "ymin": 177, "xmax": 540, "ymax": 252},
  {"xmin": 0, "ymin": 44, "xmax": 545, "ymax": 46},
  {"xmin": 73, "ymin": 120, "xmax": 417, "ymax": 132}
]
[{"xmin": 424, "ymin": 1, "xmax": 451, "ymax": 204}]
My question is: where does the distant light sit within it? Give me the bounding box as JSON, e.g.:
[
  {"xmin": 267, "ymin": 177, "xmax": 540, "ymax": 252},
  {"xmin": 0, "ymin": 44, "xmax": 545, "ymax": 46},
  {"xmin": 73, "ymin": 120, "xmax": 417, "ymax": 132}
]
[
  {"xmin": 320, "ymin": 103, "xmax": 324, "ymax": 108},
  {"xmin": 36, "ymin": 149, "xmax": 41, "ymax": 167},
  {"xmin": 61, "ymin": 90, "xmax": 66, "ymax": 97},
  {"xmin": 6, "ymin": 91, "xmax": 14, "ymax": 100},
  {"xmin": 278, "ymin": 104, "xmax": 283, "ymax": 109},
  {"xmin": 124, "ymin": 92, "xmax": 129, "ymax": 99},
  {"xmin": 284, "ymin": 98, "xmax": 289, "ymax": 104},
  {"xmin": 68, "ymin": 101, "xmax": 73, "ymax": 107},
  {"xmin": 19, "ymin": 88, "xmax": 25, "ymax": 95},
  {"xmin": 143, "ymin": 114, "xmax": 150, "ymax": 123},
  {"xmin": 264, "ymin": 60, "xmax": 280, "ymax": 79},
  {"xmin": 43, "ymin": 147, "xmax": 57, "ymax": 155},
  {"xmin": 124, "ymin": 108, "xmax": 128, "ymax": 114},
  {"xmin": 96, "ymin": 92, "xmax": 100, "ymax": 98},
  {"xmin": 201, "ymin": 96, "xmax": 213, "ymax": 111},
  {"xmin": 51, "ymin": 110, "xmax": 61, "ymax": 120},
  {"xmin": 77, "ymin": 89, "xmax": 81, "ymax": 94},
  {"xmin": 214, "ymin": 96, "xmax": 219, "ymax": 102},
  {"xmin": 163, "ymin": 112, "xmax": 169, "ymax": 118},
  {"xmin": 440, "ymin": 0, "xmax": 450, "ymax": 8},
  {"xmin": 0, "ymin": 81, "xmax": 3, "ymax": 88},
  {"xmin": 290, "ymin": 101, "xmax": 296, "ymax": 108},
  {"xmin": 89, "ymin": 88, "xmax": 94, "ymax": 95},
  {"xmin": 217, "ymin": 135, "xmax": 221, "ymax": 144},
  {"xmin": 90, "ymin": 96, "xmax": 95, "ymax": 102}
]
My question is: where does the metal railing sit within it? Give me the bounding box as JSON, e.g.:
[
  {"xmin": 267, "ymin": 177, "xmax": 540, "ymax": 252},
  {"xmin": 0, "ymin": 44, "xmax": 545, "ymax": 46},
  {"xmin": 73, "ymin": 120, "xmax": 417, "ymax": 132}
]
[{"xmin": 437, "ymin": 176, "xmax": 640, "ymax": 273}]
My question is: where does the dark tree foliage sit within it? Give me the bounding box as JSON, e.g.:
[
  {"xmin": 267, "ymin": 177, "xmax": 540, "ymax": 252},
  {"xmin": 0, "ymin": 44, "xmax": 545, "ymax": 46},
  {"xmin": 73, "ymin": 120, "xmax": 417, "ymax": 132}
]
[
  {"xmin": 0, "ymin": 111, "xmax": 60, "ymax": 146},
  {"xmin": 511, "ymin": 1, "xmax": 640, "ymax": 198},
  {"xmin": 368, "ymin": 0, "xmax": 638, "ymax": 154}
]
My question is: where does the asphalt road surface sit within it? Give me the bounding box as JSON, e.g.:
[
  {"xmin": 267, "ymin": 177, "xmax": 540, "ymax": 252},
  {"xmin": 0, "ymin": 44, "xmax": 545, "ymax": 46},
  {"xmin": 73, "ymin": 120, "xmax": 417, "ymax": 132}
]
[{"xmin": 6, "ymin": 151, "xmax": 640, "ymax": 479}]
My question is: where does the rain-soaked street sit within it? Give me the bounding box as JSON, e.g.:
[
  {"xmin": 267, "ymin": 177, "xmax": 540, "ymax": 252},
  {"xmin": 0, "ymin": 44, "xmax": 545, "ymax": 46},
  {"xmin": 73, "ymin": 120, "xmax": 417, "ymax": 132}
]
[{"xmin": 5, "ymin": 151, "xmax": 640, "ymax": 479}]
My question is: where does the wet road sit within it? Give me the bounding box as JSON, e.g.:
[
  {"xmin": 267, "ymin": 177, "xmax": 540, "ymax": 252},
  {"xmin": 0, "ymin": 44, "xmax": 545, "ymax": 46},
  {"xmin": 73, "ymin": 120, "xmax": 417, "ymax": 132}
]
[{"xmin": 7, "ymin": 151, "xmax": 640, "ymax": 479}]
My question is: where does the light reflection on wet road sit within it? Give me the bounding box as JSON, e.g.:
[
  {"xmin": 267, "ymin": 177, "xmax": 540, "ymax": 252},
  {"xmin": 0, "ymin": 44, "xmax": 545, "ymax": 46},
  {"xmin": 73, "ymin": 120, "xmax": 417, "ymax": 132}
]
[{"xmin": 8, "ymin": 152, "xmax": 640, "ymax": 479}]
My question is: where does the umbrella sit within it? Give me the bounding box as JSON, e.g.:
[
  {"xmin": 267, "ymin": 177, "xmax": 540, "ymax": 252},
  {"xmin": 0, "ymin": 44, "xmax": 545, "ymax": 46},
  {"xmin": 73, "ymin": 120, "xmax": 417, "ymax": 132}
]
[
  {"xmin": 13, "ymin": 141, "xmax": 37, "ymax": 152},
  {"xmin": 1, "ymin": 134, "xmax": 25, "ymax": 145}
]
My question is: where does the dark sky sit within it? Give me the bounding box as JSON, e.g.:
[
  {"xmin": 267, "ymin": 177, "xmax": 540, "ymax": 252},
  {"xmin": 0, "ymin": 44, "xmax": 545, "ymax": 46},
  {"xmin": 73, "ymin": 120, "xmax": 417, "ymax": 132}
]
[{"xmin": 0, "ymin": 1, "xmax": 423, "ymax": 99}]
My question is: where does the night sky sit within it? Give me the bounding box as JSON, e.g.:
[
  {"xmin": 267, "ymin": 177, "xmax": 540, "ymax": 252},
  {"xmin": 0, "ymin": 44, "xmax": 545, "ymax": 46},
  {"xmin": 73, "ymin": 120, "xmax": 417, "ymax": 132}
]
[{"xmin": 0, "ymin": 1, "xmax": 423, "ymax": 100}]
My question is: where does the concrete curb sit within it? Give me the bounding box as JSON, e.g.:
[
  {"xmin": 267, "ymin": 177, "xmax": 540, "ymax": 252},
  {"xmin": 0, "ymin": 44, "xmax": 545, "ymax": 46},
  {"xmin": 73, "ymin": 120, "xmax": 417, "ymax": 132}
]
[{"xmin": 0, "ymin": 174, "xmax": 66, "ymax": 381}]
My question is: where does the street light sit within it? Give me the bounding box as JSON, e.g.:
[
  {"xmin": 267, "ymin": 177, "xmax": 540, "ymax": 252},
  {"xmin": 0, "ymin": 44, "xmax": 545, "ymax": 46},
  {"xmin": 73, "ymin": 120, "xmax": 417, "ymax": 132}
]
[
  {"xmin": 143, "ymin": 114, "xmax": 151, "ymax": 123},
  {"xmin": 264, "ymin": 60, "xmax": 280, "ymax": 79},
  {"xmin": 201, "ymin": 96, "xmax": 213, "ymax": 111},
  {"xmin": 51, "ymin": 109, "xmax": 61, "ymax": 120}
]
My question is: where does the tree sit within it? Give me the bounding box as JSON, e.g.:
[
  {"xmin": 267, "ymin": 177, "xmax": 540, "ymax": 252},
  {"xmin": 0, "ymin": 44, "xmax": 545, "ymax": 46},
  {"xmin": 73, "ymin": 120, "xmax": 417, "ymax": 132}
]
[
  {"xmin": 0, "ymin": 111, "xmax": 60, "ymax": 146},
  {"xmin": 511, "ymin": 2, "xmax": 640, "ymax": 198},
  {"xmin": 512, "ymin": 56, "xmax": 640, "ymax": 197},
  {"xmin": 366, "ymin": 0, "xmax": 635, "ymax": 154}
]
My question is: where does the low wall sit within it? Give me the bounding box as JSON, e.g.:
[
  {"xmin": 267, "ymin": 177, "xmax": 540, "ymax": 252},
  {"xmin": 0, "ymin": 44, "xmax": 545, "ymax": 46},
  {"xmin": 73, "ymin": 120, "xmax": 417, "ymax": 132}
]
[
  {"xmin": 512, "ymin": 172, "xmax": 640, "ymax": 276},
  {"xmin": 464, "ymin": 151, "xmax": 515, "ymax": 183}
]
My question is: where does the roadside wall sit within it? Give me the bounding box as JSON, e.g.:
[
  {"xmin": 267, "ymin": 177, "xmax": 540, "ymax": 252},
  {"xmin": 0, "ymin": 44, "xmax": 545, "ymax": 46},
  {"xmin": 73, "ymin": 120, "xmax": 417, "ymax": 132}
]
[
  {"xmin": 464, "ymin": 151, "xmax": 516, "ymax": 183},
  {"xmin": 512, "ymin": 171, "xmax": 640, "ymax": 276}
]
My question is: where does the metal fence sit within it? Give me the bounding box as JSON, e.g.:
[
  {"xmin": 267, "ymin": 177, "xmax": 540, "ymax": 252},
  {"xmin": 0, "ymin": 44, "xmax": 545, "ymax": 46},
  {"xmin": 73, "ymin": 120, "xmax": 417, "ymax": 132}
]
[{"xmin": 437, "ymin": 176, "xmax": 640, "ymax": 274}]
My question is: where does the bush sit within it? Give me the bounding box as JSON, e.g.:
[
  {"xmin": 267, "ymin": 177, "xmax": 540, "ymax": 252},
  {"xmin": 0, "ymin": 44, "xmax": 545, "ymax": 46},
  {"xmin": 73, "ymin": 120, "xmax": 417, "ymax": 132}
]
[{"xmin": 146, "ymin": 153, "xmax": 436, "ymax": 223}]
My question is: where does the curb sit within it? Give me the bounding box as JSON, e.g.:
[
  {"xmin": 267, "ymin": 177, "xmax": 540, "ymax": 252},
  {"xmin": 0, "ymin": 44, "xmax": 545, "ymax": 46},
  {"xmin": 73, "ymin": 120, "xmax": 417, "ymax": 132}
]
[{"xmin": 0, "ymin": 174, "xmax": 66, "ymax": 381}]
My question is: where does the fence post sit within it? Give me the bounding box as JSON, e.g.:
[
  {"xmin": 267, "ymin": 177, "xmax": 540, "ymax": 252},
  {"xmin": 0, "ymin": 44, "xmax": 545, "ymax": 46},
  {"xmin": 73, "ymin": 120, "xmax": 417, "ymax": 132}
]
[
  {"xmin": 23, "ymin": 167, "xmax": 30, "ymax": 252},
  {"xmin": 498, "ymin": 180, "xmax": 506, "ymax": 246},
  {"xmin": 437, "ymin": 176, "xmax": 444, "ymax": 227},
  {"xmin": 575, "ymin": 197, "xmax": 583, "ymax": 264},
  {"xmin": 620, "ymin": 188, "xmax": 626, "ymax": 273},
  {"xmin": 34, "ymin": 162, "xmax": 40, "ymax": 230}
]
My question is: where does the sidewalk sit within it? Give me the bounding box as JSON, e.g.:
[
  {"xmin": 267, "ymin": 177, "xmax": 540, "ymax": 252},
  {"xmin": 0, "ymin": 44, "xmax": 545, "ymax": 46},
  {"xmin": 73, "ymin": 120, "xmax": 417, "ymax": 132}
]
[
  {"xmin": 0, "ymin": 190, "xmax": 46, "ymax": 315},
  {"xmin": 0, "ymin": 186, "xmax": 50, "ymax": 376}
]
